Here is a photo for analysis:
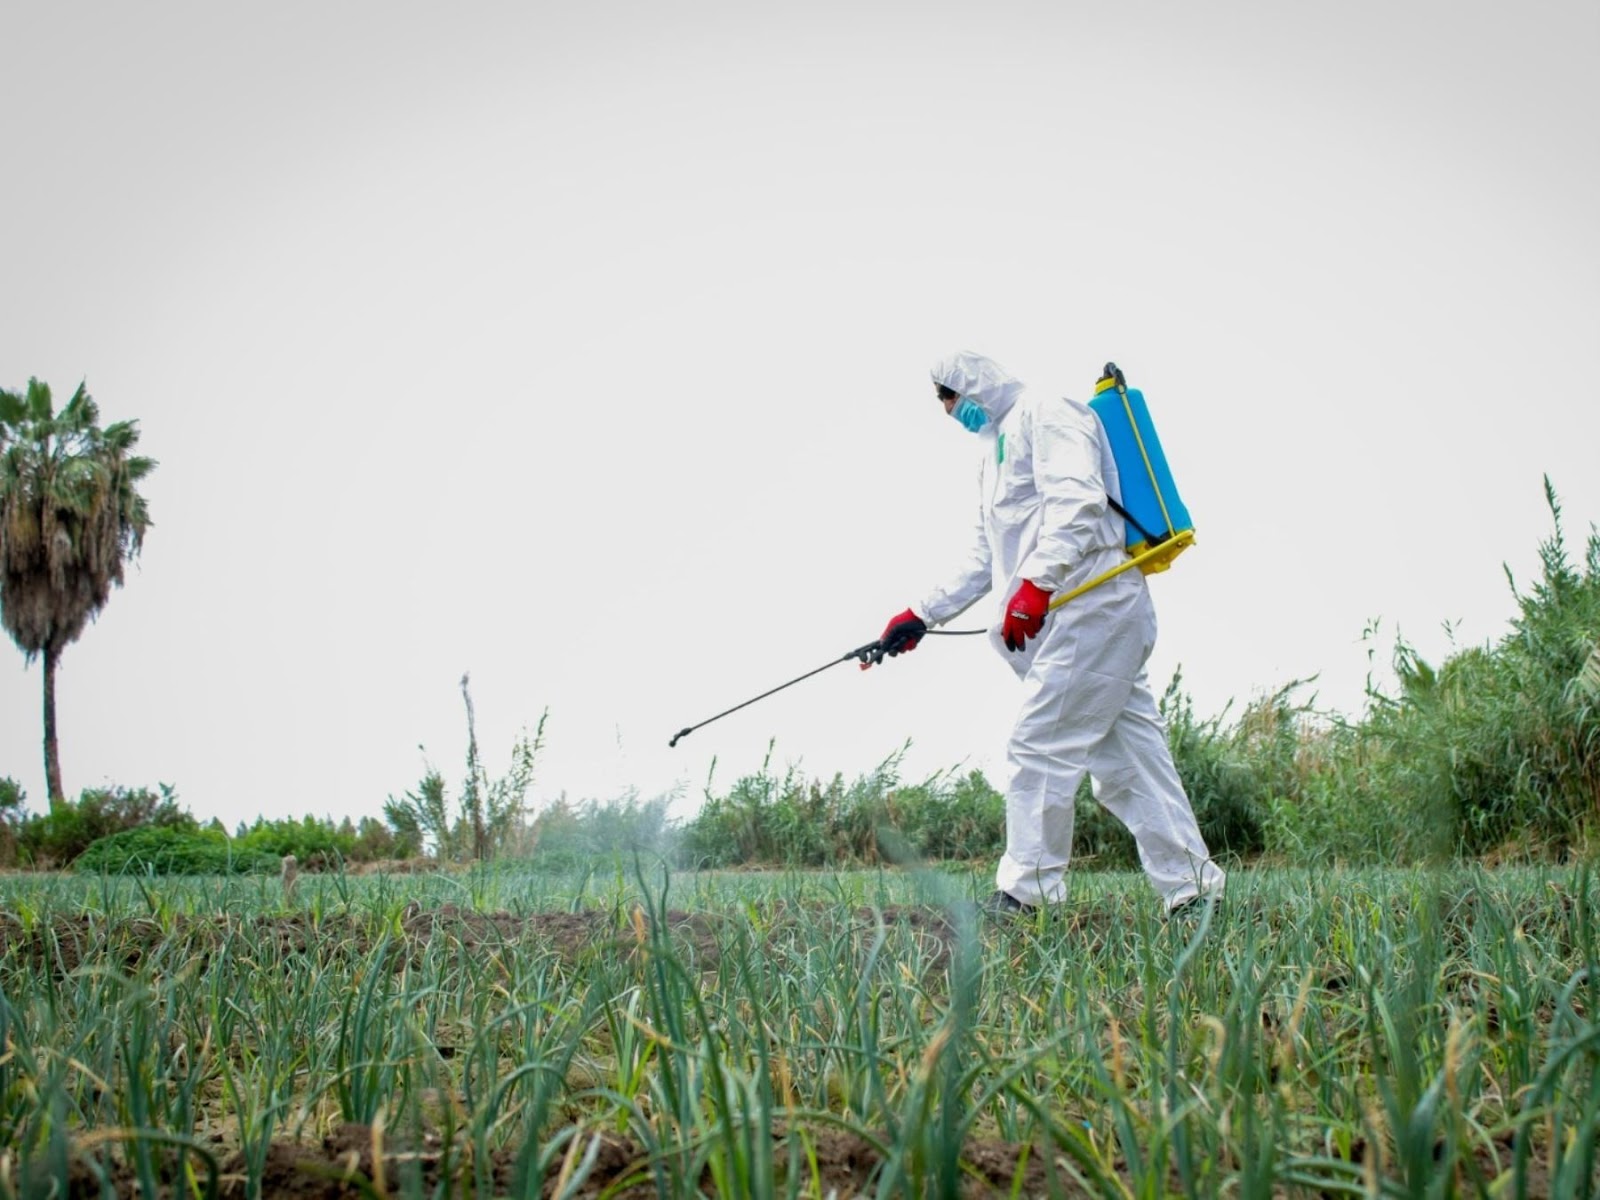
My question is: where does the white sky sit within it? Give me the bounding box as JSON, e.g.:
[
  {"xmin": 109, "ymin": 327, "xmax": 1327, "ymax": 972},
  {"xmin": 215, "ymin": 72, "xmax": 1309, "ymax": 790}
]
[{"xmin": 2, "ymin": 1, "xmax": 1597, "ymax": 829}]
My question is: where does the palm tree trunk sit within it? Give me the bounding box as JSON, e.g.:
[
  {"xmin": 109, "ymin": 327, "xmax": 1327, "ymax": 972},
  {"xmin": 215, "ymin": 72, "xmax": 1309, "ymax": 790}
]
[{"xmin": 43, "ymin": 647, "xmax": 64, "ymax": 804}]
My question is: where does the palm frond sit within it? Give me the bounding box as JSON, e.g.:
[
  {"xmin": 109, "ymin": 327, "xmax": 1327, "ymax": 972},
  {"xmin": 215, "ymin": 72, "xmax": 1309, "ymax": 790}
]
[
  {"xmin": 0, "ymin": 388, "xmax": 25, "ymax": 426},
  {"xmin": 58, "ymin": 381, "xmax": 97, "ymax": 430},
  {"xmin": 122, "ymin": 454, "xmax": 158, "ymax": 483},
  {"xmin": 23, "ymin": 379, "xmax": 54, "ymax": 422},
  {"xmin": 100, "ymin": 419, "xmax": 143, "ymax": 454},
  {"xmin": 0, "ymin": 378, "xmax": 155, "ymax": 659}
]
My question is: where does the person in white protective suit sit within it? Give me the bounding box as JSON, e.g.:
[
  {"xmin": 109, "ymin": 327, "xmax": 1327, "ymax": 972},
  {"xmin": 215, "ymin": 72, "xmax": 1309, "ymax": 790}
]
[{"xmin": 869, "ymin": 351, "xmax": 1225, "ymax": 916}]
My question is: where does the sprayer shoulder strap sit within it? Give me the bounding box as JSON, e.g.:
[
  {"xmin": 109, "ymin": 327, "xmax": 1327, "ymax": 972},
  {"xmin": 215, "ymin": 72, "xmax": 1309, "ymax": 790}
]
[{"xmin": 1107, "ymin": 494, "xmax": 1167, "ymax": 547}]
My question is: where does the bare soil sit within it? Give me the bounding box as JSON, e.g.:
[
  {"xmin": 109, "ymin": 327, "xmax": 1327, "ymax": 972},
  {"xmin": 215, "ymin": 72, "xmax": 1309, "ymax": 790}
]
[
  {"xmin": 42, "ymin": 1121, "xmax": 1550, "ymax": 1198},
  {"xmin": 0, "ymin": 901, "xmax": 977, "ymax": 976},
  {"xmin": 225, "ymin": 1121, "xmax": 1064, "ymax": 1199},
  {"xmin": 40, "ymin": 1120, "xmax": 1070, "ymax": 1198}
]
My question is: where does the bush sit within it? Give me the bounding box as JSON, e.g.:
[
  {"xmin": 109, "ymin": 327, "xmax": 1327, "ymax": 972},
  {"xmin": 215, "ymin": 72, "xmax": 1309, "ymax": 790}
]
[
  {"xmin": 234, "ymin": 814, "xmax": 419, "ymax": 866},
  {"xmin": 886, "ymin": 770, "xmax": 1006, "ymax": 862},
  {"xmin": 1313, "ymin": 483, "xmax": 1600, "ymax": 862},
  {"xmin": 0, "ymin": 777, "xmax": 24, "ymax": 867},
  {"xmin": 75, "ymin": 826, "xmax": 278, "ymax": 875},
  {"xmin": 676, "ymin": 753, "xmax": 796, "ymax": 868},
  {"xmin": 678, "ymin": 747, "xmax": 965, "ymax": 868},
  {"xmin": 349, "ymin": 815, "xmax": 414, "ymax": 862},
  {"xmin": 236, "ymin": 814, "xmax": 358, "ymax": 866},
  {"xmin": 677, "ymin": 751, "xmax": 1008, "ymax": 869},
  {"xmin": 1250, "ymin": 712, "xmax": 1415, "ymax": 865},
  {"xmin": 19, "ymin": 783, "xmax": 191, "ymax": 866},
  {"xmin": 527, "ymin": 791, "xmax": 678, "ymax": 869}
]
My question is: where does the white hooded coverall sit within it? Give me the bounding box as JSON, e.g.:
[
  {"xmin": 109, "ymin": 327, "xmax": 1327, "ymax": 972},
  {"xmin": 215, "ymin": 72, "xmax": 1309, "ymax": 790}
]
[{"xmin": 916, "ymin": 352, "xmax": 1224, "ymax": 910}]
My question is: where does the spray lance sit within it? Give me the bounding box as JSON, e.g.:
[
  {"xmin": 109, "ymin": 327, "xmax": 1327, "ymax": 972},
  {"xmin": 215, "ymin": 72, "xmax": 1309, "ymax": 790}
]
[{"xmin": 668, "ymin": 625, "xmax": 986, "ymax": 748}]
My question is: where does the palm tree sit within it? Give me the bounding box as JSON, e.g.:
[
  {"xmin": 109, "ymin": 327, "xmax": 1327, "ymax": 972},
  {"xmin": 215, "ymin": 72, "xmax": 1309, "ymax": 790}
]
[{"xmin": 0, "ymin": 379, "xmax": 155, "ymax": 804}]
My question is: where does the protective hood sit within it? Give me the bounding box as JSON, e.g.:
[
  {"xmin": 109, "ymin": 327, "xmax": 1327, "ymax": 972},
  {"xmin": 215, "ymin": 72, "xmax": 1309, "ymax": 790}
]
[{"xmin": 930, "ymin": 352, "xmax": 1025, "ymax": 426}]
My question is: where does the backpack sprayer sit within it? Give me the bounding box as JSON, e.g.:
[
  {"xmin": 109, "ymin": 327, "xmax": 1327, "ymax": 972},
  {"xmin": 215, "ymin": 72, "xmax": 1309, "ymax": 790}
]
[
  {"xmin": 669, "ymin": 362, "xmax": 1194, "ymax": 748},
  {"xmin": 1043, "ymin": 362, "xmax": 1195, "ymax": 613}
]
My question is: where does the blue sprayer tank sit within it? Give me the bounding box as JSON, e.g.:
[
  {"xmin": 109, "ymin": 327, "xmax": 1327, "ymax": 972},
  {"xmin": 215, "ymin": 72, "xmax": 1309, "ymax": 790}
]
[{"xmin": 1087, "ymin": 363, "xmax": 1194, "ymax": 575}]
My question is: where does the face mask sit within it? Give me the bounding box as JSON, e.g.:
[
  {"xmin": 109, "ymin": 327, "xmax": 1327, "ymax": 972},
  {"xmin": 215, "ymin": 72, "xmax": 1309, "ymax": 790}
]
[{"xmin": 952, "ymin": 396, "xmax": 988, "ymax": 433}]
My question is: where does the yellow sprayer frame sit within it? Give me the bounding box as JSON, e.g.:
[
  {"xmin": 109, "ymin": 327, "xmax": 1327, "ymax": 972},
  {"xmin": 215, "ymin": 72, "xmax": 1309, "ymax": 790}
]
[{"xmin": 1045, "ymin": 528, "xmax": 1196, "ymax": 614}]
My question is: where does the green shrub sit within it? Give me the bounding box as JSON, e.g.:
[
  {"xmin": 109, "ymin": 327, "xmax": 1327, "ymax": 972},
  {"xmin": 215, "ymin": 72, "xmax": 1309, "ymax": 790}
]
[
  {"xmin": 1255, "ymin": 713, "xmax": 1433, "ymax": 865},
  {"xmin": 75, "ymin": 826, "xmax": 278, "ymax": 875},
  {"xmin": 528, "ymin": 791, "xmax": 677, "ymax": 869},
  {"xmin": 236, "ymin": 814, "xmax": 358, "ymax": 865},
  {"xmin": 1352, "ymin": 482, "xmax": 1600, "ymax": 859},
  {"xmin": 747, "ymin": 769, "xmax": 836, "ymax": 866},
  {"xmin": 678, "ymin": 755, "xmax": 820, "ymax": 867},
  {"xmin": 886, "ymin": 770, "xmax": 1005, "ymax": 862},
  {"xmin": 349, "ymin": 815, "xmax": 414, "ymax": 862},
  {"xmin": 679, "ymin": 750, "xmax": 843, "ymax": 868},
  {"xmin": 0, "ymin": 776, "xmax": 24, "ymax": 867},
  {"xmin": 19, "ymin": 783, "xmax": 191, "ymax": 866},
  {"xmin": 228, "ymin": 814, "xmax": 418, "ymax": 866}
]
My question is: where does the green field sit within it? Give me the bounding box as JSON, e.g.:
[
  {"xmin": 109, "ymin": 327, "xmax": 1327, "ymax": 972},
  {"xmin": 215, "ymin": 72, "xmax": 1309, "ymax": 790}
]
[{"xmin": 0, "ymin": 862, "xmax": 1596, "ymax": 1198}]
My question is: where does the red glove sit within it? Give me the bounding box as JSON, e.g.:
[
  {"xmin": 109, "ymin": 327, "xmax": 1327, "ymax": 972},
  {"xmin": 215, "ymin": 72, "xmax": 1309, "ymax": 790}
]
[
  {"xmin": 861, "ymin": 608, "xmax": 927, "ymax": 669},
  {"xmin": 1001, "ymin": 581, "xmax": 1052, "ymax": 652}
]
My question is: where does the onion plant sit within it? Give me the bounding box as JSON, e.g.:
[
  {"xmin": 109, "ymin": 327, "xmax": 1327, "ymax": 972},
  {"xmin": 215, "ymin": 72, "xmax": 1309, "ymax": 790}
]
[{"xmin": 0, "ymin": 862, "xmax": 1594, "ymax": 1196}]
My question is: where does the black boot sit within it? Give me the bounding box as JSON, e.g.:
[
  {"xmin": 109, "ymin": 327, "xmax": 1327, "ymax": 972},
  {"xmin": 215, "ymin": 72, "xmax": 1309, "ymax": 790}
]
[{"xmin": 979, "ymin": 890, "xmax": 1037, "ymax": 920}]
